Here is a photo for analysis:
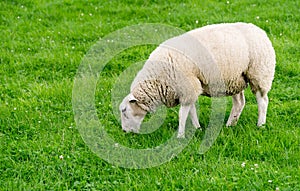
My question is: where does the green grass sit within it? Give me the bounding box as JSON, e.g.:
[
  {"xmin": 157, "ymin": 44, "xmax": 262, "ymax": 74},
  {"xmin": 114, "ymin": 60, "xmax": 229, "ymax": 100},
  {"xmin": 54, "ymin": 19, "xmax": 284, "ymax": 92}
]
[{"xmin": 1, "ymin": 0, "xmax": 299, "ymax": 190}]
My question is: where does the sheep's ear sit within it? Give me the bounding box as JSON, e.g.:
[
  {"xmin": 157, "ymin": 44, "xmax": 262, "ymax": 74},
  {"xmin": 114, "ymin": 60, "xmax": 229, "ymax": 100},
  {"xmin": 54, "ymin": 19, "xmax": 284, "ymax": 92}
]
[{"xmin": 128, "ymin": 94, "xmax": 138, "ymax": 103}]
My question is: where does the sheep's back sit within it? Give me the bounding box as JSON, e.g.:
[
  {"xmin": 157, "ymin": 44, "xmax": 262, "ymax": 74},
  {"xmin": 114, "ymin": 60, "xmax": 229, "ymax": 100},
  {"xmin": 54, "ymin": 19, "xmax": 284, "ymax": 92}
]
[{"xmin": 131, "ymin": 23, "xmax": 274, "ymax": 97}]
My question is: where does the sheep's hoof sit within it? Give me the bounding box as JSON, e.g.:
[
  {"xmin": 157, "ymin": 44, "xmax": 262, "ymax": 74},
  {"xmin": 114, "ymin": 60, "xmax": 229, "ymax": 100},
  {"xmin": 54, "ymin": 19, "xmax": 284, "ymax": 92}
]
[
  {"xmin": 257, "ymin": 120, "xmax": 266, "ymax": 127},
  {"xmin": 226, "ymin": 120, "xmax": 237, "ymax": 127},
  {"xmin": 177, "ymin": 133, "xmax": 185, "ymax": 139},
  {"xmin": 257, "ymin": 122, "xmax": 266, "ymax": 128},
  {"xmin": 192, "ymin": 121, "xmax": 201, "ymax": 128},
  {"xmin": 225, "ymin": 123, "xmax": 231, "ymax": 127},
  {"xmin": 195, "ymin": 126, "xmax": 202, "ymax": 131}
]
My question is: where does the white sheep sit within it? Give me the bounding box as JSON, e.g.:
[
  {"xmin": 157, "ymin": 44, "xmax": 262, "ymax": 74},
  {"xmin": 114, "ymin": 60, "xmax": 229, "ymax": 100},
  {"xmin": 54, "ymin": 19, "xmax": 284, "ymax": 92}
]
[{"xmin": 119, "ymin": 22, "xmax": 276, "ymax": 138}]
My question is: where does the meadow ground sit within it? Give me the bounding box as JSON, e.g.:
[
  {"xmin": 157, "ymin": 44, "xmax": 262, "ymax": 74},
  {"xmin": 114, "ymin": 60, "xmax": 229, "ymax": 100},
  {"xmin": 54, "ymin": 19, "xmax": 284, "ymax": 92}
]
[{"xmin": 1, "ymin": 0, "xmax": 299, "ymax": 190}]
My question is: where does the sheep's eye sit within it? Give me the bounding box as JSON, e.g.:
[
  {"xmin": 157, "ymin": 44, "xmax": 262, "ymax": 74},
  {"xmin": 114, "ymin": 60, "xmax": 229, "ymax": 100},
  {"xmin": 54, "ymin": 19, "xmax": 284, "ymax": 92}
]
[{"xmin": 122, "ymin": 108, "xmax": 126, "ymax": 113}]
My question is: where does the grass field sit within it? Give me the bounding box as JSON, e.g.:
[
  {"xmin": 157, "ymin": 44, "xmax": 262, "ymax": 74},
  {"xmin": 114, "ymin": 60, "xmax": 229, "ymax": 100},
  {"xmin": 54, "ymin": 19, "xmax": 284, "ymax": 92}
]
[{"xmin": 1, "ymin": 0, "xmax": 299, "ymax": 190}]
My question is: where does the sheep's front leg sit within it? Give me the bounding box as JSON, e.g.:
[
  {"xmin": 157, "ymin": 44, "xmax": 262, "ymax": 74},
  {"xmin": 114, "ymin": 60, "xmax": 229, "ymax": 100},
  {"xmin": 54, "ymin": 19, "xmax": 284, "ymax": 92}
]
[
  {"xmin": 189, "ymin": 103, "xmax": 201, "ymax": 129},
  {"xmin": 177, "ymin": 104, "xmax": 191, "ymax": 138}
]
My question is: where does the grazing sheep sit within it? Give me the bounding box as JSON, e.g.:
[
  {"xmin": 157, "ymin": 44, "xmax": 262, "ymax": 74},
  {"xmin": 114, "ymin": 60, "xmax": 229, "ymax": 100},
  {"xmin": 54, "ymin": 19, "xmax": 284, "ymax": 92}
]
[{"xmin": 119, "ymin": 22, "xmax": 276, "ymax": 138}]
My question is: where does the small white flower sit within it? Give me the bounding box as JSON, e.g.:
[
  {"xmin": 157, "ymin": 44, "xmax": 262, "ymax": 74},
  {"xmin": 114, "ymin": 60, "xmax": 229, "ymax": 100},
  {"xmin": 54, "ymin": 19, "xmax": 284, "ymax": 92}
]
[
  {"xmin": 254, "ymin": 164, "xmax": 259, "ymax": 168},
  {"xmin": 266, "ymin": 20, "xmax": 269, "ymax": 23},
  {"xmin": 38, "ymin": 121, "xmax": 41, "ymax": 124},
  {"xmin": 80, "ymin": 13, "xmax": 84, "ymax": 16},
  {"xmin": 226, "ymin": 1, "xmax": 230, "ymax": 4},
  {"xmin": 17, "ymin": 16, "xmax": 20, "ymax": 19},
  {"xmin": 14, "ymin": 107, "xmax": 17, "ymax": 110},
  {"xmin": 268, "ymin": 180, "xmax": 272, "ymax": 183},
  {"xmin": 241, "ymin": 162, "xmax": 246, "ymax": 168},
  {"xmin": 280, "ymin": 33, "xmax": 283, "ymax": 36},
  {"xmin": 275, "ymin": 187, "xmax": 279, "ymax": 191},
  {"xmin": 72, "ymin": 46, "xmax": 75, "ymax": 49},
  {"xmin": 59, "ymin": 155, "xmax": 64, "ymax": 160},
  {"xmin": 89, "ymin": 13, "xmax": 92, "ymax": 16},
  {"xmin": 38, "ymin": 18, "xmax": 42, "ymax": 22},
  {"xmin": 195, "ymin": 20, "xmax": 199, "ymax": 24},
  {"xmin": 256, "ymin": 16, "xmax": 260, "ymax": 19}
]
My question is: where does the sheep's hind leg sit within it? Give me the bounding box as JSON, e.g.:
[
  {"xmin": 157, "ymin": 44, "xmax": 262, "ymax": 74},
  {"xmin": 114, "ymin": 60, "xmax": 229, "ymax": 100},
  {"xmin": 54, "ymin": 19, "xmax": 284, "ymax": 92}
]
[
  {"xmin": 226, "ymin": 91, "xmax": 245, "ymax": 126},
  {"xmin": 177, "ymin": 104, "xmax": 191, "ymax": 138},
  {"xmin": 256, "ymin": 91, "xmax": 269, "ymax": 126},
  {"xmin": 189, "ymin": 103, "xmax": 201, "ymax": 129}
]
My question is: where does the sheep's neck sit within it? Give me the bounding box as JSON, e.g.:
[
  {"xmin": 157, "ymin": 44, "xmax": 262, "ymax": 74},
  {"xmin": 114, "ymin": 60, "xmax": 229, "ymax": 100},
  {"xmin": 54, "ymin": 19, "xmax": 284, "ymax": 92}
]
[{"xmin": 132, "ymin": 80, "xmax": 179, "ymax": 112}]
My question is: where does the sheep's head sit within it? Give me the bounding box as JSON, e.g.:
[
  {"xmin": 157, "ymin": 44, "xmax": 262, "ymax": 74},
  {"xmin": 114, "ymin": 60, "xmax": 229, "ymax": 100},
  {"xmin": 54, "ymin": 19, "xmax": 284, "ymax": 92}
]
[{"xmin": 119, "ymin": 94, "xmax": 147, "ymax": 133}]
